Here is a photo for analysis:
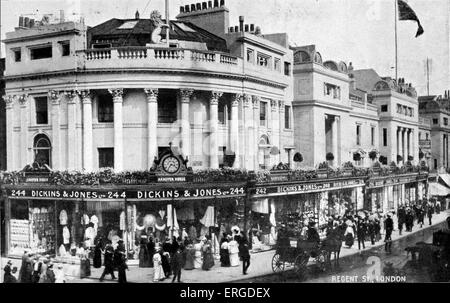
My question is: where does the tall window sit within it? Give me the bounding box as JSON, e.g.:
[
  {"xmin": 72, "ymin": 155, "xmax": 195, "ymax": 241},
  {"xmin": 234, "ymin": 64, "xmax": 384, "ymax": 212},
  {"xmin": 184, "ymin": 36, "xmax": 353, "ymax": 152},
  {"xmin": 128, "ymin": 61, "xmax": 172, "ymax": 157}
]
[
  {"xmin": 260, "ymin": 101, "xmax": 267, "ymax": 126},
  {"xmin": 274, "ymin": 58, "xmax": 281, "ymax": 72},
  {"xmin": 371, "ymin": 126, "xmax": 375, "ymax": 146},
  {"xmin": 257, "ymin": 52, "xmax": 271, "ymax": 68},
  {"xmin": 98, "ymin": 148, "xmax": 114, "ymax": 168},
  {"xmin": 433, "ymin": 118, "xmax": 438, "ymax": 125},
  {"xmin": 13, "ymin": 49, "xmax": 21, "ymax": 62},
  {"xmin": 284, "ymin": 106, "xmax": 290, "ymax": 129},
  {"xmin": 383, "ymin": 128, "xmax": 388, "ymax": 146},
  {"xmin": 426, "ymin": 133, "xmax": 429, "ymax": 140},
  {"xmin": 444, "ymin": 118, "xmax": 448, "ymax": 126},
  {"xmin": 218, "ymin": 100, "xmax": 227, "ymax": 125},
  {"xmin": 284, "ymin": 62, "xmax": 291, "ymax": 76},
  {"xmin": 381, "ymin": 105, "xmax": 388, "ymax": 112},
  {"xmin": 356, "ymin": 124, "xmax": 361, "ymax": 145},
  {"xmin": 324, "ymin": 83, "xmax": 340, "ymax": 99},
  {"xmin": 30, "ymin": 45, "xmax": 52, "ymax": 60},
  {"xmin": 158, "ymin": 90, "xmax": 177, "ymax": 123},
  {"xmin": 35, "ymin": 97, "xmax": 48, "ymax": 124},
  {"xmin": 33, "ymin": 134, "xmax": 51, "ymax": 167},
  {"xmin": 98, "ymin": 94, "xmax": 114, "ymax": 122},
  {"xmin": 247, "ymin": 48, "xmax": 254, "ymax": 63},
  {"xmin": 60, "ymin": 41, "xmax": 70, "ymax": 56}
]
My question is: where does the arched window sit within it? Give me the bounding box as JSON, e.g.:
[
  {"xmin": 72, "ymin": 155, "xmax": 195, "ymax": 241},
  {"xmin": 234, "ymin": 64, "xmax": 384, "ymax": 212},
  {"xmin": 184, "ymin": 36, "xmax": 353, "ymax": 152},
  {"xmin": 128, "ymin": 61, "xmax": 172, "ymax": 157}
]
[
  {"xmin": 324, "ymin": 61, "xmax": 339, "ymax": 71},
  {"xmin": 258, "ymin": 135, "xmax": 271, "ymax": 169},
  {"xmin": 33, "ymin": 134, "xmax": 51, "ymax": 167},
  {"xmin": 294, "ymin": 51, "xmax": 311, "ymax": 64}
]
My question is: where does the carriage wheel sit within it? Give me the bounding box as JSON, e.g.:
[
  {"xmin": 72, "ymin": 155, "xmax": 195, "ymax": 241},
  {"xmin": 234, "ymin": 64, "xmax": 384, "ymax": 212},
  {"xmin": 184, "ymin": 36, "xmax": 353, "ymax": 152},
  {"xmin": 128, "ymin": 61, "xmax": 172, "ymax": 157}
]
[
  {"xmin": 316, "ymin": 250, "xmax": 329, "ymax": 272},
  {"xmin": 272, "ymin": 254, "xmax": 285, "ymax": 273},
  {"xmin": 294, "ymin": 253, "xmax": 309, "ymax": 280}
]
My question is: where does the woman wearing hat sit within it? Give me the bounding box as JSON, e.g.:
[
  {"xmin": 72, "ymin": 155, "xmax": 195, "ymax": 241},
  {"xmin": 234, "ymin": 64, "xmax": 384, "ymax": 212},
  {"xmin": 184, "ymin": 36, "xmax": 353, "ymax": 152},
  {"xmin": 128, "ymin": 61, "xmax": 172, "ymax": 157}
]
[
  {"xmin": 3, "ymin": 260, "xmax": 17, "ymax": 283},
  {"xmin": 152, "ymin": 246, "xmax": 165, "ymax": 282},
  {"xmin": 228, "ymin": 236, "xmax": 240, "ymax": 267},
  {"xmin": 201, "ymin": 240, "xmax": 215, "ymax": 271},
  {"xmin": 19, "ymin": 251, "xmax": 33, "ymax": 283},
  {"xmin": 193, "ymin": 238, "xmax": 204, "ymax": 269},
  {"xmin": 220, "ymin": 235, "xmax": 231, "ymax": 267},
  {"xmin": 183, "ymin": 243, "xmax": 195, "ymax": 270},
  {"xmin": 344, "ymin": 221, "xmax": 355, "ymax": 248}
]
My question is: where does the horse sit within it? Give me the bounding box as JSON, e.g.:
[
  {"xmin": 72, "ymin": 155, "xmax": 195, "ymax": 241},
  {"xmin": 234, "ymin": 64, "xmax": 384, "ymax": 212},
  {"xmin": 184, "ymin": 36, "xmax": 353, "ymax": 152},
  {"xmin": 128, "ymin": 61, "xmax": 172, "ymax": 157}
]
[{"xmin": 321, "ymin": 228, "xmax": 343, "ymax": 270}]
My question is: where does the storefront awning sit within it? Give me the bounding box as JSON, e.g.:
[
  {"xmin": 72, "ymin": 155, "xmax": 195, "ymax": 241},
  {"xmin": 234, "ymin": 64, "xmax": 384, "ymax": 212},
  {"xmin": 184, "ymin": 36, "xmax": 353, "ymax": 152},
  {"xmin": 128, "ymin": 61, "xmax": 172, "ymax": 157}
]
[
  {"xmin": 439, "ymin": 174, "xmax": 450, "ymax": 188},
  {"xmin": 428, "ymin": 182, "xmax": 450, "ymax": 197}
]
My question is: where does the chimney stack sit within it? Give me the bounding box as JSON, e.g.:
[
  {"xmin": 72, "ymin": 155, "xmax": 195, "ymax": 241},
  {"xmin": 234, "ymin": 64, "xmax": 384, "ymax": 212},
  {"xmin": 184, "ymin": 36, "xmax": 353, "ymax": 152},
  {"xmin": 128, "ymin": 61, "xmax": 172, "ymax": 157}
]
[
  {"xmin": 244, "ymin": 24, "xmax": 249, "ymax": 32},
  {"xmin": 135, "ymin": 10, "xmax": 140, "ymax": 19},
  {"xmin": 239, "ymin": 16, "xmax": 244, "ymax": 32},
  {"xmin": 180, "ymin": 6, "xmax": 185, "ymax": 13},
  {"xmin": 19, "ymin": 16, "xmax": 24, "ymax": 27},
  {"xmin": 250, "ymin": 24, "xmax": 255, "ymax": 32},
  {"xmin": 60, "ymin": 10, "xmax": 65, "ymax": 23},
  {"xmin": 229, "ymin": 26, "xmax": 234, "ymax": 32},
  {"xmin": 24, "ymin": 17, "xmax": 30, "ymax": 28},
  {"xmin": 234, "ymin": 25, "xmax": 239, "ymax": 32}
]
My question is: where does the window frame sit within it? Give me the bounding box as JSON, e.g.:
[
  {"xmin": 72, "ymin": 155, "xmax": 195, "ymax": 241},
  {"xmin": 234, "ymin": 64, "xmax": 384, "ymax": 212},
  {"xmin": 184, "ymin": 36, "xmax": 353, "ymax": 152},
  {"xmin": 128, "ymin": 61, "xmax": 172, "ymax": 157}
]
[
  {"xmin": 433, "ymin": 118, "xmax": 438, "ymax": 125},
  {"xmin": 256, "ymin": 52, "xmax": 272, "ymax": 69},
  {"xmin": 247, "ymin": 48, "xmax": 255, "ymax": 63},
  {"xmin": 29, "ymin": 44, "xmax": 53, "ymax": 60},
  {"xmin": 284, "ymin": 62, "xmax": 291, "ymax": 76},
  {"xmin": 98, "ymin": 148, "xmax": 114, "ymax": 169},
  {"xmin": 371, "ymin": 126, "xmax": 375, "ymax": 146},
  {"xmin": 97, "ymin": 94, "xmax": 114, "ymax": 123},
  {"xmin": 12, "ymin": 48, "xmax": 21, "ymax": 62},
  {"xmin": 284, "ymin": 105, "xmax": 290, "ymax": 129},
  {"xmin": 59, "ymin": 41, "xmax": 70, "ymax": 56},
  {"xmin": 381, "ymin": 104, "xmax": 388, "ymax": 112},
  {"xmin": 274, "ymin": 58, "xmax": 281, "ymax": 72},
  {"xmin": 356, "ymin": 124, "xmax": 361, "ymax": 146},
  {"xmin": 260, "ymin": 101, "xmax": 267, "ymax": 127},
  {"xmin": 444, "ymin": 118, "xmax": 448, "ymax": 126},
  {"xmin": 383, "ymin": 128, "xmax": 388, "ymax": 147},
  {"xmin": 35, "ymin": 96, "xmax": 49, "ymax": 125},
  {"xmin": 157, "ymin": 90, "xmax": 178, "ymax": 124}
]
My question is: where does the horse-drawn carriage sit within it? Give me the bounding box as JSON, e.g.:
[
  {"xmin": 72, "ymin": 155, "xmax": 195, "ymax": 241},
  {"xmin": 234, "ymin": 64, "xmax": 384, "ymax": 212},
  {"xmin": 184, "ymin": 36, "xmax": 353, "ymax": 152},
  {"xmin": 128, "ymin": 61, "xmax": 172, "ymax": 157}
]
[{"xmin": 271, "ymin": 227, "xmax": 331, "ymax": 278}]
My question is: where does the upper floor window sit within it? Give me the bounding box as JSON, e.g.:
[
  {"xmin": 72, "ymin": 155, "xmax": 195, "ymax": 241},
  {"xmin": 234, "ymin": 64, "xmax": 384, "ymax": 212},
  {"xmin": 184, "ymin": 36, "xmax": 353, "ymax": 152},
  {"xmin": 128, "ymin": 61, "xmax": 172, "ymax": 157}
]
[
  {"xmin": 98, "ymin": 94, "xmax": 114, "ymax": 122},
  {"xmin": 158, "ymin": 90, "xmax": 177, "ymax": 123},
  {"xmin": 30, "ymin": 45, "xmax": 52, "ymax": 60},
  {"xmin": 356, "ymin": 124, "xmax": 361, "ymax": 145},
  {"xmin": 433, "ymin": 118, "xmax": 438, "ymax": 125},
  {"xmin": 35, "ymin": 97, "xmax": 48, "ymax": 124},
  {"xmin": 98, "ymin": 148, "xmax": 114, "ymax": 168},
  {"xmin": 247, "ymin": 48, "xmax": 254, "ymax": 63},
  {"xmin": 218, "ymin": 100, "xmax": 228, "ymax": 125},
  {"xmin": 426, "ymin": 133, "xmax": 429, "ymax": 140},
  {"xmin": 381, "ymin": 104, "xmax": 388, "ymax": 112},
  {"xmin": 371, "ymin": 126, "xmax": 375, "ymax": 146},
  {"xmin": 324, "ymin": 83, "xmax": 340, "ymax": 99},
  {"xmin": 257, "ymin": 52, "xmax": 271, "ymax": 68},
  {"xmin": 12, "ymin": 49, "xmax": 21, "ymax": 62},
  {"xmin": 284, "ymin": 106, "xmax": 290, "ymax": 129},
  {"xmin": 284, "ymin": 62, "xmax": 291, "ymax": 76},
  {"xmin": 383, "ymin": 128, "xmax": 388, "ymax": 146},
  {"xmin": 444, "ymin": 118, "xmax": 449, "ymax": 126},
  {"xmin": 274, "ymin": 58, "xmax": 281, "ymax": 72},
  {"xmin": 33, "ymin": 134, "xmax": 51, "ymax": 167},
  {"xmin": 59, "ymin": 41, "xmax": 70, "ymax": 56},
  {"xmin": 260, "ymin": 101, "xmax": 267, "ymax": 126}
]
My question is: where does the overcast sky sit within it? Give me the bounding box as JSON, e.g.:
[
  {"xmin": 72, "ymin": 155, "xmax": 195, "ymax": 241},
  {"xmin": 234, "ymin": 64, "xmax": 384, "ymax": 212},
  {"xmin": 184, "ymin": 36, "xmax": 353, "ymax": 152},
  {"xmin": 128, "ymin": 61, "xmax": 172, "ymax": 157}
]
[{"xmin": 1, "ymin": 0, "xmax": 449, "ymax": 96}]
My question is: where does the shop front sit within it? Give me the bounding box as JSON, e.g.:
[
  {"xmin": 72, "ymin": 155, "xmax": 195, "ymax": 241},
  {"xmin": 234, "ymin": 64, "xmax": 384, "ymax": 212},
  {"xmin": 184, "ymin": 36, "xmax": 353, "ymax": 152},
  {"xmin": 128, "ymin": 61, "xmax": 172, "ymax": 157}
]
[{"xmin": 248, "ymin": 177, "xmax": 365, "ymax": 250}]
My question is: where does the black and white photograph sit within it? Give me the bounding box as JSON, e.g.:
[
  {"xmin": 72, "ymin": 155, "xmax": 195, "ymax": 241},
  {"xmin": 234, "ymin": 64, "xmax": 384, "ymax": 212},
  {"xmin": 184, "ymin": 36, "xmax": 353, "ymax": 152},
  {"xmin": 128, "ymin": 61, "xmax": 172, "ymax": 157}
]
[{"xmin": 0, "ymin": 0, "xmax": 449, "ymax": 290}]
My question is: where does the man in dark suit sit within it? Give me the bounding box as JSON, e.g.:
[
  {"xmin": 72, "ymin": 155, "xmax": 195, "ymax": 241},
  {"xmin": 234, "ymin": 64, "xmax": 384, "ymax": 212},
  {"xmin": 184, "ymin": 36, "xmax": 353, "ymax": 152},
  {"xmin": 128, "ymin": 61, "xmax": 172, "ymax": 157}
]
[
  {"xmin": 357, "ymin": 217, "xmax": 366, "ymax": 250},
  {"xmin": 384, "ymin": 214, "xmax": 394, "ymax": 254},
  {"xmin": 171, "ymin": 247, "xmax": 184, "ymax": 283},
  {"xmin": 237, "ymin": 232, "xmax": 251, "ymax": 275}
]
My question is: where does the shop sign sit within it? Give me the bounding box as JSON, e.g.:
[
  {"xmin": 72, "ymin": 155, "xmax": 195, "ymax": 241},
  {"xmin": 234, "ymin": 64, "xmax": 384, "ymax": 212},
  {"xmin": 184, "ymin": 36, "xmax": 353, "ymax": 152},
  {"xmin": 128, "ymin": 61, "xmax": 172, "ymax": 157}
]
[
  {"xmin": 252, "ymin": 179, "xmax": 362, "ymax": 196},
  {"xmin": 6, "ymin": 186, "xmax": 246, "ymax": 200}
]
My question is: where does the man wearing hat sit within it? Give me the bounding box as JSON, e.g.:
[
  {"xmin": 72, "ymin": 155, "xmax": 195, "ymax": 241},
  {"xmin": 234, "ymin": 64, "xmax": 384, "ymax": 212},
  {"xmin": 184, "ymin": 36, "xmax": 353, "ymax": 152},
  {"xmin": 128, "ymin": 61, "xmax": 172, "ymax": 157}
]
[
  {"xmin": 100, "ymin": 243, "xmax": 116, "ymax": 282},
  {"xmin": 384, "ymin": 214, "xmax": 394, "ymax": 254}
]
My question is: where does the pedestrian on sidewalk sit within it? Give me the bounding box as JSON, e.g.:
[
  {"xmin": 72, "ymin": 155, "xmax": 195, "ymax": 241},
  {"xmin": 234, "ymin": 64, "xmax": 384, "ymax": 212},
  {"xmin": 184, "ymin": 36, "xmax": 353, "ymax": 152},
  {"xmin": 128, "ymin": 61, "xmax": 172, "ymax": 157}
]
[
  {"xmin": 93, "ymin": 238, "xmax": 103, "ymax": 269},
  {"xmin": 344, "ymin": 222, "xmax": 355, "ymax": 248},
  {"xmin": 3, "ymin": 260, "xmax": 17, "ymax": 283},
  {"xmin": 436, "ymin": 201, "xmax": 441, "ymax": 214},
  {"xmin": 220, "ymin": 235, "xmax": 231, "ymax": 267},
  {"xmin": 54, "ymin": 264, "xmax": 66, "ymax": 283},
  {"xmin": 171, "ymin": 247, "xmax": 184, "ymax": 282},
  {"xmin": 357, "ymin": 217, "xmax": 366, "ymax": 250},
  {"xmin": 417, "ymin": 205, "xmax": 425, "ymax": 228},
  {"xmin": 18, "ymin": 250, "xmax": 33, "ymax": 283},
  {"xmin": 367, "ymin": 219, "xmax": 376, "ymax": 245},
  {"xmin": 427, "ymin": 205, "xmax": 433, "ymax": 226},
  {"xmin": 193, "ymin": 238, "xmax": 204, "ymax": 269},
  {"xmin": 237, "ymin": 232, "xmax": 251, "ymax": 275},
  {"xmin": 397, "ymin": 205, "xmax": 406, "ymax": 235},
  {"xmin": 384, "ymin": 214, "xmax": 393, "ymax": 254},
  {"xmin": 153, "ymin": 246, "xmax": 165, "ymax": 282},
  {"xmin": 183, "ymin": 243, "xmax": 195, "ymax": 270},
  {"xmin": 99, "ymin": 243, "xmax": 116, "ymax": 282},
  {"xmin": 202, "ymin": 240, "xmax": 215, "ymax": 270}
]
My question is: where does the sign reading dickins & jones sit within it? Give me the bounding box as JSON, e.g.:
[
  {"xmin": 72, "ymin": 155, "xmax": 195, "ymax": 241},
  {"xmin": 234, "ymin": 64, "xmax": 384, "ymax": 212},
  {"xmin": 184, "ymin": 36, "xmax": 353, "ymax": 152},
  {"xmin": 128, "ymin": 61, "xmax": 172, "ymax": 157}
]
[
  {"xmin": 252, "ymin": 179, "xmax": 363, "ymax": 196},
  {"xmin": 6, "ymin": 186, "xmax": 246, "ymax": 200}
]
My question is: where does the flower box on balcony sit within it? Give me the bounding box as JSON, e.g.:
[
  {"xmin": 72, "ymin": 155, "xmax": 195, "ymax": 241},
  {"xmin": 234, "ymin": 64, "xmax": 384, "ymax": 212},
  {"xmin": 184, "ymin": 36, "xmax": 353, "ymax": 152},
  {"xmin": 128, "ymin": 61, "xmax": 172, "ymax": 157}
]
[
  {"xmin": 317, "ymin": 169, "xmax": 328, "ymax": 178},
  {"xmin": 341, "ymin": 168, "xmax": 353, "ymax": 177},
  {"xmin": 371, "ymin": 167, "xmax": 381, "ymax": 176},
  {"xmin": 269, "ymin": 171, "xmax": 290, "ymax": 182}
]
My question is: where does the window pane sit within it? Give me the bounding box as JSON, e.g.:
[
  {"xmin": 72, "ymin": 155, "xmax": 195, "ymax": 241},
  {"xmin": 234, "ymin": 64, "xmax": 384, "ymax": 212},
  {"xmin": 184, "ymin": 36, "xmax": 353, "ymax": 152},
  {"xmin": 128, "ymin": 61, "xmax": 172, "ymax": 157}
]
[
  {"xmin": 30, "ymin": 46, "xmax": 52, "ymax": 60},
  {"xmin": 98, "ymin": 94, "xmax": 114, "ymax": 122},
  {"xmin": 98, "ymin": 148, "xmax": 114, "ymax": 168},
  {"xmin": 158, "ymin": 90, "xmax": 177, "ymax": 123},
  {"xmin": 62, "ymin": 43, "xmax": 70, "ymax": 56},
  {"xmin": 260, "ymin": 102, "xmax": 266, "ymax": 126},
  {"xmin": 35, "ymin": 97, "xmax": 48, "ymax": 124},
  {"xmin": 284, "ymin": 106, "xmax": 290, "ymax": 129}
]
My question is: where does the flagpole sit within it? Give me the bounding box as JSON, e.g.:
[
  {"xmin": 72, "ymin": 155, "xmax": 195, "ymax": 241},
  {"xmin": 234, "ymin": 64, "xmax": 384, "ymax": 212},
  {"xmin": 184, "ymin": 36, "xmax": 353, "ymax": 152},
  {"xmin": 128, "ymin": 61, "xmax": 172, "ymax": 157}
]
[{"xmin": 394, "ymin": 0, "xmax": 398, "ymax": 82}]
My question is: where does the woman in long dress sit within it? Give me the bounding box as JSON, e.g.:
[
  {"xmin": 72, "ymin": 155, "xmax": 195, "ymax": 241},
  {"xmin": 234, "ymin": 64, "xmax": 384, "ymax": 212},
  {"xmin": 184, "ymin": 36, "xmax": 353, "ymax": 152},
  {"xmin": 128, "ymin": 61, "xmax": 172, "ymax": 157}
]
[
  {"xmin": 138, "ymin": 237, "xmax": 151, "ymax": 268},
  {"xmin": 344, "ymin": 223, "xmax": 355, "ymax": 248},
  {"xmin": 202, "ymin": 240, "xmax": 215, "ymax": 270},
  {"xmin": 228, "ymin": 237, "xmax": 240, "ymax": 267},
  {"xmin": 183, "ymin": 244, "xmax": 195, "ymax": 270},
  {"xmin": 220, "ymin": 237, "xmax": 230, "ymax": 267},
  {"xmin": 152, "ymin": 247, "xmax": 165, "ymax": 282},
  {"xmin": 193, "ymin": 239, "xmax": 204, "ymax": 269},
  {"xmin": 93, "ymin": 240, "xmax": 103, "ymax": 269}
]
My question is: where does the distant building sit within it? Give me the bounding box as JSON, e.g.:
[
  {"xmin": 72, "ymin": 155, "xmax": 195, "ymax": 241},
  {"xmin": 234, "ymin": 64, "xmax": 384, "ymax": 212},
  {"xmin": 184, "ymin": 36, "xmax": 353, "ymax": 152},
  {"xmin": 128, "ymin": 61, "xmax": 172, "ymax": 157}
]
[{"xmin": 418, "ymin": 92, "xmax": 450, "ymax": 170}]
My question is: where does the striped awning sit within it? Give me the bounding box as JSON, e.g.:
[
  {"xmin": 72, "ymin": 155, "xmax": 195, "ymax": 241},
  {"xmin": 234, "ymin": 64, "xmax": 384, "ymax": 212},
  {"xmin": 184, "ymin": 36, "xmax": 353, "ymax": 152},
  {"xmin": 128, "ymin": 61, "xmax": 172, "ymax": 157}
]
[
  {"xmin": 429, "ymin": 182, "xmax": 450, "ymax": 196},
  {"xmin": 439, "ymin": 174, "xmax": 450, "ymax": 188}
]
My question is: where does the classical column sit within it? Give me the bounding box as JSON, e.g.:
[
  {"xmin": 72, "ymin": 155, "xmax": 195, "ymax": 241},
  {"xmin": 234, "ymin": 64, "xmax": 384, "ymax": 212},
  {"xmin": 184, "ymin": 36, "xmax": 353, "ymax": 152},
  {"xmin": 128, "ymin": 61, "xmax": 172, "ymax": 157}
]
[
  {"xmin": 49, "ymin": 90, "xmax": 62, "ymax": 170},
  {"xmin": 209, "ymin": 91, "xmax": 223, "ymax": 169},
  {"xmin": 279, "ymin": 100, "xmax": 285, "ymax": 163},
  {"xmin": 3, "ymin": 95, "xmax": 15, "ymax": 170},
  {"xmin": 65, "ymin": 91, "xmax": 78, "ymax": 169},
  {"xmin": 230, "ymin": 94, "xmax": 241, "ymax": 168},
  {"xmin": 80, "ymin": 90, "xmax": 93, "ymax": 171},
  {"xmin": 18, "ymin": 94, "xmax": 29, "ymax": 166},
  {"xmin": 332, "ymin": 116, "xmax": 339, "ymax": 166},
  {"xmin": 179, "ymin": 89, "xmax": 194, "ymax": 158},
  {"xmin": 144, "ymin": 88, "xmax": 158, "ymax": 168},
  {"xmin": 109, "ymin": 88, "xmax": 124, "ymax": 171},
  {"xmin": 244, "ymin": 95, "xmax": 254, "ymax": 170},
  {"xmin": 271, "ymin": 99, "xmax": 279, "ymax": 165},
  {"xmin": 253, "ymin": 96, "xmax": 260, "ymax": 170}
]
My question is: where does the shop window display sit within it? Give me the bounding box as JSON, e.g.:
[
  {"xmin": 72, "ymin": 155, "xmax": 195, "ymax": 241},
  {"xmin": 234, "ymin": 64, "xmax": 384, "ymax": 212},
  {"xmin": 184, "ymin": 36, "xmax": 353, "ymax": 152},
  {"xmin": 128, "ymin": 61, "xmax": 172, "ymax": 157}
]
[{"xmin": 29, "ymin": 200, "xmax": 56, "ymax": 255}]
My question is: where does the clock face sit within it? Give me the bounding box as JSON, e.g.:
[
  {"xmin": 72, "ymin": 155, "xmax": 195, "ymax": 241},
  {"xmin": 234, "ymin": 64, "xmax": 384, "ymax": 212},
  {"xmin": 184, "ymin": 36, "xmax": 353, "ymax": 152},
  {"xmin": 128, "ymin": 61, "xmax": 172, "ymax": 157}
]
[{"xmin": 162, "ymin": 156, "xmax": 180, "ymax": 174}]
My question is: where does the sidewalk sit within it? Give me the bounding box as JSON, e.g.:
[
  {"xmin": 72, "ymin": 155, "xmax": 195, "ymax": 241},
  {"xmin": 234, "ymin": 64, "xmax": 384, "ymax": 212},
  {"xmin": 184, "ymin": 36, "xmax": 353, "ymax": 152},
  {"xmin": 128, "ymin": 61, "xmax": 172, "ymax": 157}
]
[
  {"xmin": 72, "ymin": 210, "xmax": 450, "ymax": 283},
  {"xmin": 2, "ymin": 211, "xmax": 448, "ymax": 283}
]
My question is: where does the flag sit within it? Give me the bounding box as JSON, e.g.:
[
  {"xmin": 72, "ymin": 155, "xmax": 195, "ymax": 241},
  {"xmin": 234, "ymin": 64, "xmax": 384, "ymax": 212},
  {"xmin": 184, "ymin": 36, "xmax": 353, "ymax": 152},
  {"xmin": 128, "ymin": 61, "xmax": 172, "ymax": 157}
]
[{"xmin": 397, "ymin": 0, "xmax": 424, "ymax": 37}]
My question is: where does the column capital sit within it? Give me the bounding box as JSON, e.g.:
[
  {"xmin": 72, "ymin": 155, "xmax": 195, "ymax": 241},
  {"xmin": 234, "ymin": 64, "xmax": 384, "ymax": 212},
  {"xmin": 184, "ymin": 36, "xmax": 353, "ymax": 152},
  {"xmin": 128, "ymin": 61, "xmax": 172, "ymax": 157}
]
[
  {"xmin": 243, "ymin": 94, "xmax": 252, "ymax": 108},
  {"xmin": 18, "ymin": 94, "xmax": 29, "ymax": 107},
  {"xmin": 64, "ymin": 90, "xmax": 79, "ymax": 104},
  {"xmin": 232, "ymin": 94, "xmax": 242, "ymax": 107},
  {"xmin": 108, "ymin": 88, "xmax": 124, "ymax": 102},
  {"xmin": 48, "ymin": 90, "xmax": 62, "ymax": 105},
  {"xmin": 270, "ymin": 99, "xmax": 278, "ymax": 111},
  {"xmin": 144, "ymin": 88, "xmax": 159, "ymax": 101},
  {"xmin": 2, "ymin": 95, "xmax": 15, "ymax": 109},
  {"xmin": 210, "ymin": 91, "xmax": 223, "ymax": 105},
  {"xmin": 79, "ymin": 90, "xmax": 91, "ymax": 103},
  {"xmin": 179, "ymin": 89, "xmax": 194, "ymax": 103}
]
